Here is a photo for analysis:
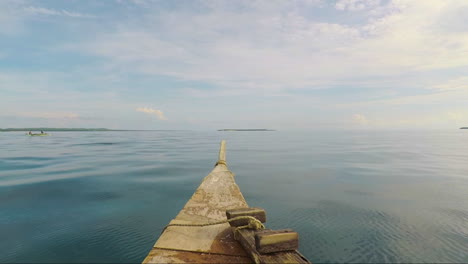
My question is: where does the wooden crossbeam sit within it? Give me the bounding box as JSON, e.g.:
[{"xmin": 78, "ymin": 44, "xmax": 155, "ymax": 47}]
[
  {"xmin": 226, "ymin": 207, "xmax": 266, "ymax": 227},
  {"xmin": 255, "ymin": 229, "xmax": 299, "ymax": 254},
  {"xmin": 234, "ymin": 228, "xmax": 311, "ymax": 264}
]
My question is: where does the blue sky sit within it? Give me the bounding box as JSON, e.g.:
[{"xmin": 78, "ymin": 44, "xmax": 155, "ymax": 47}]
[{"xmin": 1, "ymin": 0, "xmax": 467, "ymax": 130}]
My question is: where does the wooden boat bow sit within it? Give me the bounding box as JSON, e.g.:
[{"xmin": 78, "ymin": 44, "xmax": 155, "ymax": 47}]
[{"xmin": 142, "ymin": 140, "xmax": 310, "ymax": 263}]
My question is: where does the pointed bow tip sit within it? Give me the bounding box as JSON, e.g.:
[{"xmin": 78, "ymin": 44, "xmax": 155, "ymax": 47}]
[{"xmin": 218, "ymin": 140, "xmax": 227, "ymax": 162}]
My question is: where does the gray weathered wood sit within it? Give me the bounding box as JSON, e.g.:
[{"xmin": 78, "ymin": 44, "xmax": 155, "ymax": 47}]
[
  {"xmin": 235, "ymin": 229, "xmax": 310, "ymax": 264},
  {"xmin": 219, "ymin": 140, "xmax": 226, "ymax": 162},
  {"xmin": 226, "ymin": 207, "xmax": 266, "ymax": 227},
  {"xmin": 142, "ymin": 140, "xmax": 311, "ymax": 264},
  {"xmin": 255, "ymin": 229, "xmax": 299, "ymax": 254},
  {"xmin": 143, "ymin": 141, "xmax": 249, "ymax": 263}
]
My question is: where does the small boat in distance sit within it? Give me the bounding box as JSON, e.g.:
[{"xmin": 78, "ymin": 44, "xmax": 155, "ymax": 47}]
[
  {"xmin": 27, "ymin": 131, "xmax": 49, "ymax": 136},
  {"xmin": 143, "ymin": 140, "xmax": 310, "ymax": 264}
]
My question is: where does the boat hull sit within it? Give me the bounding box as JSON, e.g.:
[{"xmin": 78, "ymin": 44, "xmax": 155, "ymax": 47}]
[
  {"xmin": 142, "ymin": 163, "xmax": 252, "ymax": 263},
  {"xmin": 143, "ymin": 141, "xmax": 310, "ymax": 263}
]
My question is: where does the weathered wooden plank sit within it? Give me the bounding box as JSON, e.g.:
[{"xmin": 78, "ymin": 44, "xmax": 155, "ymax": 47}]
[
  {"xmin": 143, "ymin": 140, "xmax": 311, "ymax": 264},
  {"xmin": 255, "ymin": 229, "xmax": 299, "ymax": 254},
  {"xmin": 145, "ymin": 247, "xmax": 251, "ymax": 263},
  {"xmin": 235, "ymin": 229, "xmax": 311, "ymax": 264},
  {"xmin": 218, "ymin": 140, "xmax": 226, "ymax": 162},
  {"xmin": 143, "ymin": 141, "xmax": 252, "ymax": 263},
  {"xmin": 226, "ymin": 207, "xmax": 266, "ymax": 227}
]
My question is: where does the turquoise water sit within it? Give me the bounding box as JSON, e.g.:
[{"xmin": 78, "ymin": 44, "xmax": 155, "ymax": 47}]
[{"xmin": 1, "ymin": 130, "xmax": 467, "ymax": 263}]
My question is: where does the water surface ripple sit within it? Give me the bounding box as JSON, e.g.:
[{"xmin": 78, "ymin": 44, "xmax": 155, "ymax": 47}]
[{"xmin": 0, "ymin": 130, "xmax": 467, "ymax": 263}]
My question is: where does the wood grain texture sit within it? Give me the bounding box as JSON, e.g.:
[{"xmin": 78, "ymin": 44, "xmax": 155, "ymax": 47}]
[
  {"xmin": 142, "ymin": 140, "xmax": 311, "ymax": 264},
  {"xmin": 142, "ymin": 141, "xmax": 251, "ymax": 263},
  {"xmin": 255, "ymin": 229, "xmax": 299, "ymax": 254},
  {"xmin": 145, "ymin": 247, "xmax": 251, "ymax": 264},
  {"xmin": 226, "ymin": 207, "xmax": 266, "ymax": 227},
  {"xmin": 218, "ymin": 140, "xmax": 226, "ymax": 162},
  {"xmin": 235, "ymin": 229, "xmax": 310, "ymax": 264}
]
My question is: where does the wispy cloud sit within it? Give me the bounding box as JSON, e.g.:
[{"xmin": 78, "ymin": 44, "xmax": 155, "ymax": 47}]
[
  {"xmin": 77, "ymin": 0, "xmax": 468, "ymax": 95},
  {"xmin": 0, "ymin": 1, "xmax": 95, "ymax": 35},
  {"xmin": 335, "ymin": 0, "xmax": 380, "ymax": 11},
  {"xmin": 136, "ymin": 107, "xmax": 167, "ymax": 120},
  {"xmin": 23, "ymin": 6, "xmax": 94, "ymax": 18},
  {"xmin": 432, "ymin": 76, "xmax": 468, "ymax": 92},
  {"xmin": 347, "ymin": 110, "xmax": 468, "ymax": 129},
  {"xmin": 1, "ymin": 0, "xmax": 467, "ymax": 129},
  {"xmin": 352, "ymin": 114, "xmax": 370, "ymax": 125},
  {"xmin": 447, "ymin": 111, "xmax": 468, "ymax": 126}
]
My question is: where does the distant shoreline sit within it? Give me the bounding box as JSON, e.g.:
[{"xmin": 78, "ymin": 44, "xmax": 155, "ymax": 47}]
[
  {"xmin": 0, "ymin": 128, "xmax": 113, "ymax": 132},
  {"xmin": 217, "ymin": 129, "xmax": 275, "ymax": 131},
  {"xmin": 461, "ymin": 127, "xmax": 468, "ymax": 129},
  {"xmin": 0, "ymin": 128, "xmax": 177, "ymax": 132},
  {"xmin": 0, "ymin": 127, "xmax": 116, "ymax": 132}
]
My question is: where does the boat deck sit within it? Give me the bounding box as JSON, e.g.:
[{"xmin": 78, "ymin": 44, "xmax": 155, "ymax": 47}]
[{"xmin": 143, "ymin": 141, "xmax": 310, "ymax": 263}]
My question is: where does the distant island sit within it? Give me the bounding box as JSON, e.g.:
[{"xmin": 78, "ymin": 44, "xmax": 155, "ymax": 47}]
[
  {"xmin": 218, "ymin": 129, "xmax": 275, "ymax": 131},
  {"xmin": 461, "ymin": 127, "xmax": 468, "ymax": 129},
  {"xmin": 0, "ymin": 128, "xmax": 113, "ymax": 132}
]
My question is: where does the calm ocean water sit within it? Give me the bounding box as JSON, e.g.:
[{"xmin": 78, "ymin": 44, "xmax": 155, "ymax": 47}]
[{"xmin": 0, "ymin": 130, "xmax": 467, "ymax": 263}]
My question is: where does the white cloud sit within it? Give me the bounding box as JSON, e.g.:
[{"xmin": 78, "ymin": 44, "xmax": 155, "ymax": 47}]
[
  {"xmin": 75, "ymin": 0, "xmax": 468, "ymax": 95},
  {"xmin": 375, "ymin": 111, "xmax": 468, "ymax": 128},
  {"xmin": 352, "ymin": 114, "xmax": 369, "ymax": 125},
  {"xmin": 335, "ymin": 0, "xmax": 380, "ymax": 11},
  {"xmin": 0, "ymin": 1, "xmax": 94, "ymax": 35},
  {"xmin": 23, "ymin": 6, "xmax": 94, "ymax": 18},
  {"xmin": 447, "ymin": 111, "xmax": 468, "ymax": 126},
  {"xmin": 136, "ymin": 107, "xmax": 167, "ymax": 120},
  {"xmin": 342, "ymin": 76, "xmax": 468, "ymax": 107},
  {"xmin": 343, "ymin": 112, "xmax": 466, "ymax": 129},
  {"xmin": 432, "ymin": 76, "xmax": 468, "ymax": 92},
  {"xmin": 447, "ymin": 112, "xmax": 464, "ymax": 122},
  {"xmin": 2, "ymin": 0, "xmax": 467, "ymax": 129}
]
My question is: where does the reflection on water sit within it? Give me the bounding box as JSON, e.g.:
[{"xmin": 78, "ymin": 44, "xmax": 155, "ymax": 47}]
[{"xmin": 0, "ymin": 130, "xmax": 467, "ymax": 263}]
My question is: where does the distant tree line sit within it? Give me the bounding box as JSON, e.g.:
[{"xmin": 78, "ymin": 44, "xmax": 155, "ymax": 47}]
[{"xmin": 0, "ymin": 128, "xmax": 112, "ymax": 132}]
